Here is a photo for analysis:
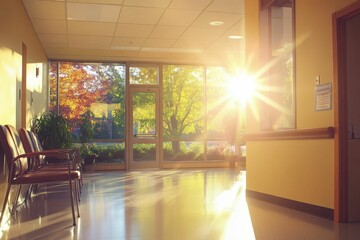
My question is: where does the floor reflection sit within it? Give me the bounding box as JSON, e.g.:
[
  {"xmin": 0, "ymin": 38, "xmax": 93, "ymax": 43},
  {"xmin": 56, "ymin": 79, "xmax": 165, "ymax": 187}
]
[{"xmin": 1, "ymin": 169, "xmax": 360, "ymax": 239}]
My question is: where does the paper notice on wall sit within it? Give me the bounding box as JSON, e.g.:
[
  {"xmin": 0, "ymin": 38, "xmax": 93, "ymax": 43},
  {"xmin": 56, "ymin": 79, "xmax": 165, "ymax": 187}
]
[{"xmin": 315, "ymin": 83, "xmax": 332, "ymax": 111}]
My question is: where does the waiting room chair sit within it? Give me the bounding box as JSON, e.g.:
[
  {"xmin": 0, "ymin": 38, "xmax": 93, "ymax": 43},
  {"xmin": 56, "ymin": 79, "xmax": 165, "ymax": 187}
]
[
  {"xmin": 0, "ymin": 125, "xmax": 80, "ymax": 226},
  {"xmin": 18, "ymin": 128, "xmax": 84, "ymax": 187}
]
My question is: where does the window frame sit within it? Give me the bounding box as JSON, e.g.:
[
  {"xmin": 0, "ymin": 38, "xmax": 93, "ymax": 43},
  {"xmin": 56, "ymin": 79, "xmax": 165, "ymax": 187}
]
[{"xmin": 259, "ymin": 0, "xmax": 296, "ymax": 130}]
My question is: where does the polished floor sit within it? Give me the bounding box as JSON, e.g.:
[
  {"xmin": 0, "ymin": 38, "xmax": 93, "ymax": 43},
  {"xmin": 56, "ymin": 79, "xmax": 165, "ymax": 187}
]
[{"xmin": 1, "ymin": 169, "xmax": 360, "ymax": 240}]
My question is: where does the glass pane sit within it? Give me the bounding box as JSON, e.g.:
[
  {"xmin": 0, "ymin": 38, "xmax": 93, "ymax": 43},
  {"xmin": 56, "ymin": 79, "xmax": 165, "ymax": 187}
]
[
  {"xmin": 163, "ymin": 65, "xmax": 204, "ymax": 158},
  {"xmin": 270, "ymin": 3, "xmax": 294, "ymax": 129},
  {"xmin": 90, "ymin": 142, "xmax": 125, "ymax": 163},
  {"xmin": 133, "ymin": 92, "xmax": 156, "ymax": 138},
  {"xmin": 163, "ymin": 141, "xmax": 204, "ymax": 161},
  {"xmin": 49, "ymin": 62, "xmax": 126, "ymax": 164},
  {"xmin": 133, "ymin": 144, "xmax": 156, "ymax": 161},
  {"xmin": 206, "ymin": 66, "xmax": 245, "ymax": 160},
  {"xmin": 130, "ymin": 65, "xmax": 158, "ymax": 85},
  {"xmin": 49, "ymin": 62, "xmax": 58, "ymax": 111},
  {"xmin": 207, "ymin": 141, "xmax": 233, "ymax": 160},
  {"xmin": 206, "ymin": 66, "xmax": 228, "ymax": 139}
]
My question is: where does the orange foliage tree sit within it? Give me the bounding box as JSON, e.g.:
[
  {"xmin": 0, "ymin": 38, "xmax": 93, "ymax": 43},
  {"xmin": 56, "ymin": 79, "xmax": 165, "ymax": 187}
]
[{"xmin": 49, "ymin": 62, "xmax": 111, "ymax": 124}]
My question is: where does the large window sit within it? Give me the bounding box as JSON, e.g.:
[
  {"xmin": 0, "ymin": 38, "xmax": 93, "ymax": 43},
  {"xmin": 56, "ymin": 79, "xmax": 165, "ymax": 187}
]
[
  {"xmin": 49, "ymin": 62, "xmax": 126, "ymax": 164},
  {"xmin": 162, "ymin": 65, "xmax": 243, "ymax": 161},
  {"xmin": 50, "ymin": 62, "xmax": 246, "ymax": 164},
  {"xmin": 162, "ymin": 65, "xmax": 205, "ymax": 161},
  {"xmin": 260, "ymin": 0, "xmax": 295, "ymax": 130}
]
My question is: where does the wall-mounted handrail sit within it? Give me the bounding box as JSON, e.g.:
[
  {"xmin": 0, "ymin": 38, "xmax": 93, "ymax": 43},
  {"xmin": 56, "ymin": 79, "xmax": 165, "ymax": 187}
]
[{"xmin": 244, "ymin": 127, "xmax": 334, "ymax": 141}]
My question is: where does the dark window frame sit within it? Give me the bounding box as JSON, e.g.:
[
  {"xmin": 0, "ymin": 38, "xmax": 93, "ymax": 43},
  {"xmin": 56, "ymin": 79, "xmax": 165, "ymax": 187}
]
[{"xmin": 259, "ymin": 0, "xmax": 296, "ymax": 130}]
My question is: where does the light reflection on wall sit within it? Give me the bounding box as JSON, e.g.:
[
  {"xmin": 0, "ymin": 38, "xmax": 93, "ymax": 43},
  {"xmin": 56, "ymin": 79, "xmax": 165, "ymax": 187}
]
[
  {"xmin": 0, "ymin": 47, "xmax": 21, "ymax": 125},
  {"xmin": 26, "ymin": 62, "xmax": 45, "ymax": 127},
  {"xmin": 27, "ymin": 62, "xmax": 43, "ymax": 93}
]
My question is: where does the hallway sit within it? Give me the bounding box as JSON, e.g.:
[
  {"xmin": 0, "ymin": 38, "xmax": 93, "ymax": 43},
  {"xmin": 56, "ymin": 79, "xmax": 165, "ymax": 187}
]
[{"xmin": 1, "ymin": 169, "xmax": 360, "ymax": 240}]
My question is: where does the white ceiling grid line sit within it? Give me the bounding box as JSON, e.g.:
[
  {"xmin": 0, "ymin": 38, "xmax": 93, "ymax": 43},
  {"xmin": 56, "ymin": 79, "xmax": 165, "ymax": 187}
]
[{"xmin": 21, "ymin": 0, "xmax": 245, "ymax": 64}]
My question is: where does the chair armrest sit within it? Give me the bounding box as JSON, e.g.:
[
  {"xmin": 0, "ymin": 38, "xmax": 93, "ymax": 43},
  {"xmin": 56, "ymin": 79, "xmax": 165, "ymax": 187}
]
[{"xmin": 12, "ymin": 150, "xmax": 71, "ymax": 166}]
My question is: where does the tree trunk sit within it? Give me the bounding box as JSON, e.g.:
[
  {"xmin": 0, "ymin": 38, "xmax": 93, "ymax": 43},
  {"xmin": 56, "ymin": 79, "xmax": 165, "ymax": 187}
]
[
  {"xmin": 170, "ymin": 115, "xmax": 180, "ymax": 152},
  {"xmin": 172, "ymin": 140, "xmax": 180, "ymax": 153}
]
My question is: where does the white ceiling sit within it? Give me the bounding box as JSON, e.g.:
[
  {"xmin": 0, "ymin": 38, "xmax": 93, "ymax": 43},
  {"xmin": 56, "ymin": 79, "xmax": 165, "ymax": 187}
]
[{"xmin": 22, "ymin": 0, "xmax": 245, "ymax": 64}]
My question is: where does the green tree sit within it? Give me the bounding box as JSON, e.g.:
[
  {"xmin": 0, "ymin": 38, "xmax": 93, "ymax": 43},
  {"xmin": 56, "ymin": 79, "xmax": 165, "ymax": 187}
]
[
  {"xmin": 78, "ymin": 110, "xmax": 94, "ymax": 144},
  {"xmin": 133, "ymin": 92, "xmax": 156, "ymax": 136},
  {"xmin": 163, "ymin": 65, "xmax": 204, "ymax": 152},
  {"xmin": 99, "ymin": 64, "xmax": 126, "ymax": 139}
]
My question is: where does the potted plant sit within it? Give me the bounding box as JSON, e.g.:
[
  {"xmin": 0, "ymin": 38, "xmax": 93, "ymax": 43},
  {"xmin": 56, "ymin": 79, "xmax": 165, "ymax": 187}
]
[
  {"xmin": 77, "ymin": 111, "xmax": 97, "ymax": 169},
  {"xmin": 79, "ymin": 144, "xmax": 96, "ymax": 166},
  {"xmin": 32, "ymin": 111, "xmax": 73, "ymax": 150}
]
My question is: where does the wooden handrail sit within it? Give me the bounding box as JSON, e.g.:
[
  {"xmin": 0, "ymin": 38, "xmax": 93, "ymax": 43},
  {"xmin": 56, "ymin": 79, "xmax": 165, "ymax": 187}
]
[{"xmin": 244, "ymin": 127, "xmax": 334, "ymax": 141}]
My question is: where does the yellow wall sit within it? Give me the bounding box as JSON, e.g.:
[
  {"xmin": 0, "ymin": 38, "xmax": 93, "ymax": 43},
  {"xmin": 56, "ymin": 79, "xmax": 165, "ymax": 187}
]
[
  {"xmin": 244, "ymin": 0, "xmax": 261, "ymax": 132},
  {"xmin": 247, "ymin": 140, "xmax": 334, "ymax": 207},
  {"xmin": 245, "ymin": 0, "xmax": 358, "ymax": 209},
  {"xmin": 295, "ymin": 0, "xmax": 354, "ymax": 129},
  {"xmin": 0, "ymin": 0, "xmax": 48, "ymax": 128}
]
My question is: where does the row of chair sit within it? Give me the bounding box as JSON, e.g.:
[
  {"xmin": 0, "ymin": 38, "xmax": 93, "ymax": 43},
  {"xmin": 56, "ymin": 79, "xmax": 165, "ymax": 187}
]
[{"xmin": 0, "ymin": 125, "xmax": 82, "ymax": 226}]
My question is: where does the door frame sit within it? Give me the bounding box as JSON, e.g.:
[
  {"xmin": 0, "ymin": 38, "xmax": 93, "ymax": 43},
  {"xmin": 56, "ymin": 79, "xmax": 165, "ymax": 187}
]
[
  {"xmin": 21, "ymin": 42, "xmax": 27, "ymax": 128},
  {"xmin": 126, "ymin": 86, "xmax": 161, "ymax": 169},
  {"xmin": 333, "ymin": 1, "xmax": 360, "ymax": 223}
]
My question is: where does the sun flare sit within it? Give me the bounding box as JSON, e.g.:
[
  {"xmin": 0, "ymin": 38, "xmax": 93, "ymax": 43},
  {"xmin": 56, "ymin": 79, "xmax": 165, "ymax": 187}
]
[{"xmin": 227, "ymin": 71, "xmax": 257, "ymax": 104}]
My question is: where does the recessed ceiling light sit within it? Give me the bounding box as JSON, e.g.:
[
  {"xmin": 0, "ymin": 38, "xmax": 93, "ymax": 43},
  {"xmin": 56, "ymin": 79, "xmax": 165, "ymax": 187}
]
[
  {"xmin": 209, "ymin": 21, "xmax": 224, "ymax": 26},
  {"xmin": 228, "ymin": 35, "xmax": 244, "ymax": 39}
]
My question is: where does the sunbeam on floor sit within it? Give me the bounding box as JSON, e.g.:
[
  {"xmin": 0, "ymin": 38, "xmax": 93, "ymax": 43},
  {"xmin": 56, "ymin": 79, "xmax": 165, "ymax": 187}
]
[{"xmin": 1, "ymin": 169, "xmax": 360, "ymax": 240}]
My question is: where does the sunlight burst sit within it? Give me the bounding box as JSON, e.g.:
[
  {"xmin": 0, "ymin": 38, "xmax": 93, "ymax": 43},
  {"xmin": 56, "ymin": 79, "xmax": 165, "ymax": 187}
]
[{"xmin": 227, "ymin": 71, "xmax": 257, "ymax": 104}]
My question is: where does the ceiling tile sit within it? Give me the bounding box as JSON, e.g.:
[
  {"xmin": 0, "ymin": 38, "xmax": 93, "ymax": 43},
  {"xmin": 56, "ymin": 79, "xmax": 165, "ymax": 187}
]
[
  {"xmin": 112, "ymin": 37, "xmax": 147, "ymax": 47},
  {"xmin": 68, "ymin": 43, "xmax": 110, "ymax": 49},
  {"xmin": 31, "ymin": 19, "xmax": 67, "ymax": 34},
  {"xmin": 168, "ymin": 0, "xmax": 213, "ymax": 10},
  {"xmin": 67, "ymin": 0, "xmax": 124, "ymax": 4},
  {"xmin": 123, "ymin": 0, "xmax": 172, "ymax": 8},
  {"xmin": 143, "ymin": 38, "xmax": 176, "ymax": 48},
  {"xmin": 22, "ymin": 0, "xmax": 65, "ymax": 20},
  {"xmin": 37, "ymin": 33, "xmax": 67, "ymax": 44},
  {"xmin": 224, "ymin": 21, "xmax": 245, "ymax": 36},
  {"xmin": 68, "ymin": 35, "xmax": 113, "ymax": 45},
  {"xmin": 67, "ymin": 3, "xmax": 121, "ymax": 22},
  {"xmin": 206, "ymin": 0, "xmax": 244, "ymax": 14},
  {"xmin": 191, "ymin": 12, "xmax": 241, "ymax": 28},
  {"xmin": 68, "ymin": 21, "xmax": 116, "ymax": 36},
  {"xmin": 42, "ymin": 43, "xmax": 68, "ymax": 49},
  {"xmin": 180, "ymin": 27, "xmax": 226, "ymax": 41},
  {"xmin": 115, "ymin": 24, "xmax": 154, "ymax": 38},
  {"xmin": 110, "ymin": 45, "xmax": 140, "ymax": 51},
  {"xmin": 139, "ymin": 47, "xmax": 170, "ymax": 52},
  {"xmin": 172, "ymin": 39, "xmax": 211, "ymax": 50},
  {"xmin": 118, "ymin": 6, "xmax": 164, "ymax": 24},
  {"xmin": 158, "ymin": 9, "xmax": 201, "ymax": 26},
  {"xmin": 150, "ymin": 26, "xmax": 186, "ymax": 39},
  {"xmin": 210, "ymin": 37, "xmax": 244, "ymax": 50}
]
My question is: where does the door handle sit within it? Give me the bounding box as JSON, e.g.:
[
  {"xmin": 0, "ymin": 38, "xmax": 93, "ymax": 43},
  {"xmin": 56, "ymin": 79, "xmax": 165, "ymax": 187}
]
[{"xmin": 134, "ymin": 133, "xmax": 157, "ymax": 138}]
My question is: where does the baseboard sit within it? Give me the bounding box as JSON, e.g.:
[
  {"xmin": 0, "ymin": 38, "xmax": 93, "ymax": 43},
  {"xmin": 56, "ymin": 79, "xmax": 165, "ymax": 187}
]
[{"xmin": 246, "ymin": 190, "xmax": 334, "ymax": 220}]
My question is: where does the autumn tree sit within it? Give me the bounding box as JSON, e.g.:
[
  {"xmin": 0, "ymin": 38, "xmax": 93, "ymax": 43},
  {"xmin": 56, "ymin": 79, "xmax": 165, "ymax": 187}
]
[
  {"xmin": 49, "ymin": 63, "xmax": 110, "ymax": 122},
  {"xmin": 99, "ymin": 64, "xmax": 126, "ymax": 138},
  {"xmin": 49, "ymin": 63, "xmax": 127, "ymax": 140}
]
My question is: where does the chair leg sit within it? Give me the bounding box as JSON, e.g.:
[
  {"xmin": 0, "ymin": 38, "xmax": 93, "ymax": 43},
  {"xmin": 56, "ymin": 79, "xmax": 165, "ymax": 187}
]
[
  {"xmin": 0, "ymin": 183, "xmax": 12, "ymax": 225},
  {"xmin": 11, "ymin": 185, "xmax": 22, "ymax": 215},
  {"xmin": 25, "ymin": 185, "xmax": 33, "ymax": 203},
  {"xmin": 77, "ymin": 179, "xmax": 81, "ymax": 202},
  {"xmin": 74, "ymin": 181, "xmax": 80, "ymax": 218},
  {"xmin": 79, "ymin": 174, "xmax": 83, "ymax": 194},
  {"xmin": 69, "ymin": 178, "xmax": 76, "ymax": 226}
]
